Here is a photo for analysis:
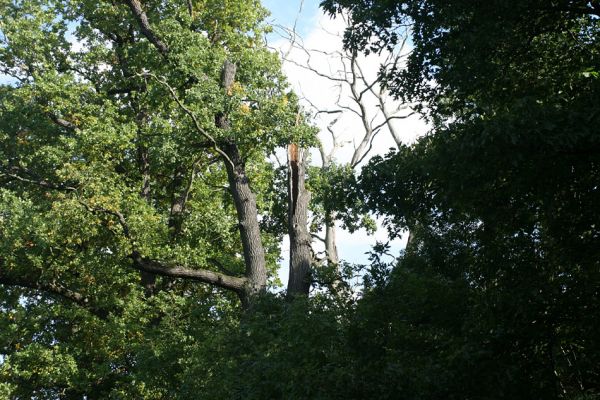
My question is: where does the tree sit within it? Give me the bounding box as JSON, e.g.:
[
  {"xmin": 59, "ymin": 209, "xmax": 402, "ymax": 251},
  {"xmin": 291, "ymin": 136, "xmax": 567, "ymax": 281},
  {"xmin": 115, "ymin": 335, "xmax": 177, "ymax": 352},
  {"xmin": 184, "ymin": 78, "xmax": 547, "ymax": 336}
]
[
  {"xmin": 273, "ymin": 12, "xmax": 417, "ymax": 286},
  {"xmin": 323, "ymin": 0, "xmax": 600, "ymax": 398},
  {"xmin": 0, "ymin": 0, "xmax": 315, "ymax": 396}
]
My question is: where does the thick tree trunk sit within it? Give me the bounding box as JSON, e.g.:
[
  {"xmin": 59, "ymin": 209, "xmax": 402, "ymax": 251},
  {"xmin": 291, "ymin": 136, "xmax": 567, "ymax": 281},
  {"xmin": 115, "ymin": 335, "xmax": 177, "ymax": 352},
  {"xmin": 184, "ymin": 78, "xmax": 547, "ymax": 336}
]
[
  {"xmin": 286, "ymin": 144, "xmax": 312, "ymax": 297},
  {"xmin": 222, "ymin": 142, "xmax": 268, "ymax": 304},
  {"xmin": 217, "ymin": 61, "xmax": 267, "ymax": 305}
]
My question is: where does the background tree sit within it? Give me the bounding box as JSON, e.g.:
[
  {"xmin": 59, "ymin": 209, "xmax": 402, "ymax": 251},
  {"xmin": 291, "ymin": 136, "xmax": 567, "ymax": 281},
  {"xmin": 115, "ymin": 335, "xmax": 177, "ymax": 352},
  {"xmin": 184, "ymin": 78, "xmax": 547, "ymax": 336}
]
[
  {"xmin": 323, "ymin": 0, "xmax": 600, "ymax": 398},
  {"xmin": 273, "ymin": 12, "xmax": 418, "ymax": 285},
  {"xmin": 1, "ymin": 0, "xmax": 598, "ymax": 398}
]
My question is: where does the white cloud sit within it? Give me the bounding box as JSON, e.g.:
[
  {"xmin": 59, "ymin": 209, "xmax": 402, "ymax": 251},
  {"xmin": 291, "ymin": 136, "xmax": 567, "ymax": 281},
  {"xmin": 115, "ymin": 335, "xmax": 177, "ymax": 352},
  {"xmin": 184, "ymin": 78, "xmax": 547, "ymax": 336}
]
[
  {"xmin": 269, "ymin": 9, "xmax": 428, "ymax": 283},
  {"xmin": 270, "ymin": 12, "xmax": 427, "ymax": 161}
]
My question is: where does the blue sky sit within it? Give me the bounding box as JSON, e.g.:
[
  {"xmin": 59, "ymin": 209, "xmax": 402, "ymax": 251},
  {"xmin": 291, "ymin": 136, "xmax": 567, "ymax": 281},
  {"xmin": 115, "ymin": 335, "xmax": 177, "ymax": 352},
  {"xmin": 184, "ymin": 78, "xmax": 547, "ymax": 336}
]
[{"xmin": 262, "ymin": 0, "xmax": 324, "ymax": 37}]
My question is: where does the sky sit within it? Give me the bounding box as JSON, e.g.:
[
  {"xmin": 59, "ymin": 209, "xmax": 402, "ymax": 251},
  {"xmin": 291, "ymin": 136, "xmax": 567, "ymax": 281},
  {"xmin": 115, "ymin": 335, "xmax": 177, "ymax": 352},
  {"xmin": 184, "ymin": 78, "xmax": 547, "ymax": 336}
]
[
  {"xmin": 260, "ymin": 0, "xmax": 429, "ymax": 284},
  {"xmin": 262, "ymin": 0, "xmax": 324, "ymax": 38}
]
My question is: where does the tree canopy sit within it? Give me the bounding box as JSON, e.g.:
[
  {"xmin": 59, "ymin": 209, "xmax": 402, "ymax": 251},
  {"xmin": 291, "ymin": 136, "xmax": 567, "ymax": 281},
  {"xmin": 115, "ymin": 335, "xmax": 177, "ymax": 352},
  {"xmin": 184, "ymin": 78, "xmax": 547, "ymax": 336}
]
[
  {"xmin": 1, "ymin": 0, "xmax": 599, "ymax": 398},
  {"xmin": 323, "ymin": 0, "xmax": 600, "ymax": 397}
]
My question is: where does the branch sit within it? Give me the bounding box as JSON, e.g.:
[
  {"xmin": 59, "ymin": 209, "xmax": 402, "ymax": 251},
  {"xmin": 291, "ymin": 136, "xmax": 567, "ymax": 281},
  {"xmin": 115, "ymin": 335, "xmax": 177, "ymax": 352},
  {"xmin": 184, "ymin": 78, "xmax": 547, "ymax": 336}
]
[
  {"xmin": 283, "ymin": 56, "xmax": 347, "ymax": 83},
  {"xmin": 78, "ymin": 202, "xmax": 132, "ymax": 241},
  {"xmin": 348, "ymin": 52, "xmax": 376, "ymax": 167},
  {"xmin": 168, "ymin": 160, "xmax": 200, "ymax": 237},
  {"xmin": 371, "ymin": 112, "xmax": 416, "ymax": 133},
  {"xmin": 124, "ymin": 0, "xmax": 170, "ymax": 56},
  {"xmin": 0, "ymin": 267, "xmax": 108, "ymax": 320},
  {"xmin": 106, "ymin": 84, "xmax": 147, "ymax": 96},
  {"xmin": 356, "ymin": 52, "xmax": 415, "ymax": 147},
  {"xmin": 77, "ymin": 202, "xmax": 246, "ymax": 293},
  {"xmin": 186, "ymin": 0, "xmax": 194, "ymax": 17},
  {"xmin": 352, "ymin": 126, "xmax": 385, "ymax": 167},
  {"xmin": 48, "ymin": 114, "xmax": 77, "ymax": 131},
  {"xmin": 279, "ymin": 0, "xmax": 305, "ymax": 60},
  {"xmin": 130, "ymin": 251, "xmax": 247, "ymax": 292},
  {"xmin": 2, "ymin": 168, "xmax": 77, "ymax": 191},
  {"xmin": 139, "ymin": 72, "xmax": 235, "ymax": 169},
  {"xmin": 311, "ymin": 233, "xmax": 326, "ymax": 243},
  {"xmin": 207, "ymin": 257, "xmax": 241, "ymax": 277}
]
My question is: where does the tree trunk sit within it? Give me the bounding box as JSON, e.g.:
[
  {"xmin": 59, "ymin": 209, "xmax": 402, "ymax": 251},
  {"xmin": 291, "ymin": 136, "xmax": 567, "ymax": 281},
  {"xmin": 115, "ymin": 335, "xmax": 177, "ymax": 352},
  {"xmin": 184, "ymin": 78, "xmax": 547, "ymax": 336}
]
[
  {"xmin": 286, "ymin": 144, "xmax": 312, "ymax": 297},
  {"xmin": 222, "ymin": 142, "xmax": 268, "ymax": 305},
  {"xmin": 324, "ymin": 211, "xmax": 339, "ymax": 266},
  {"xmin": 136, "ymin": 119, "xmax": 157, "ymax": 296},
  {"xmin": 217, "ymin": 61, "xmax": 267, "ymax": 306}
]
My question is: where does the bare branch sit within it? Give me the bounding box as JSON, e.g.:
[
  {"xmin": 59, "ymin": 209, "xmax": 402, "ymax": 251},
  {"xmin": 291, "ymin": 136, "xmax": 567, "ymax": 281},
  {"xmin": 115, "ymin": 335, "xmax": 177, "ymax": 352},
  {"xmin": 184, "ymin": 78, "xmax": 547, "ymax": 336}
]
[
  {"xmin": 282, "ymin": 57, "xmax": 347, "ymax": 82},
  {"xmin": 371, "ymin": 112, "xmax": 416, "ymax": 134},
  {"xmin": 352, "ymin": 126, "xmax": 386, "ymax": 167},
  {"xmin": 311, "ymin": 233, "xmax": 326, "ymax": 243}
]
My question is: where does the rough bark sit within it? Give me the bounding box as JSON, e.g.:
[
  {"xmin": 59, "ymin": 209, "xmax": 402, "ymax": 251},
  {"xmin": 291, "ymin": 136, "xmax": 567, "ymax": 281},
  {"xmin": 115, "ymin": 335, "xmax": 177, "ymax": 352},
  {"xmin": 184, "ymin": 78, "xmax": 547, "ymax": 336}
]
[
  {"xmin": 221, "ymin": 142, "xmax": 268, "ymax": 303},
  {"xmin": 131, "ymin": 251, "xmax": 247, "ymax": 292},
  {"xmin": 286, "ymin": 144, "xmax": 312, "ymax": 297},
  {"xmin": 124, "ymin": 0, "xmax": 169, "ymax": 56},
  {"xmin": 217, "ymin": 61, "xmax": 268, "ymax": 304}
]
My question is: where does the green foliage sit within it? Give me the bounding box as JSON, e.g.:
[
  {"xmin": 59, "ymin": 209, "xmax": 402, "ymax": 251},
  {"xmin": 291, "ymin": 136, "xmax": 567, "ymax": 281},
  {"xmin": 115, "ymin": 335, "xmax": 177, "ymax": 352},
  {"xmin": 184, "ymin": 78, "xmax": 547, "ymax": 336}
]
[
  {"xmin": 176, "ymin": 294, "xmax": 354, "ymax": 400},
  {"xmin": 324, "ymin": 0, "xmax": 600, "ymax": 398},
  {"xmin": 308, "ymin": 163, "xmax": 375, "ymax": 234},
  {"xmin": 1, "ymin": 0, "xmax": 598, "ymax": 398},
  {"xmin": 0, "ymin": 0, "xmax": 315, "ymax": 397}
]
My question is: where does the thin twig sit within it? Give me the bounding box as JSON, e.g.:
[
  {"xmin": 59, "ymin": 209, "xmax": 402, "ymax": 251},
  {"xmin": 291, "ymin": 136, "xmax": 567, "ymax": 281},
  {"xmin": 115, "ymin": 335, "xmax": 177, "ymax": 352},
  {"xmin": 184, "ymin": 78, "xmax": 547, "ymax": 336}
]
[{"xmin": 138, "ymin": 72, "xmax": 235, "ymax": 169}]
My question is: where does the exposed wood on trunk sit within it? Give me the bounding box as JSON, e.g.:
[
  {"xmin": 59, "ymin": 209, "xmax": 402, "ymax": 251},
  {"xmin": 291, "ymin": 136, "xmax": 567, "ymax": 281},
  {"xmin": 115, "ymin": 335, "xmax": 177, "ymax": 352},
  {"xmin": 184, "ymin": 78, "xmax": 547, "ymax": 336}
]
[
  {"xmin": 286, "ymin": 143, "xmax": 312, "ymax": 297},
  {"xmin": 405, "ymin": 228, "xmax": 416, "ymax": 253},
  {"xmin": 325, "ymin": 211, "xmax": 339, "ymax": 266}
]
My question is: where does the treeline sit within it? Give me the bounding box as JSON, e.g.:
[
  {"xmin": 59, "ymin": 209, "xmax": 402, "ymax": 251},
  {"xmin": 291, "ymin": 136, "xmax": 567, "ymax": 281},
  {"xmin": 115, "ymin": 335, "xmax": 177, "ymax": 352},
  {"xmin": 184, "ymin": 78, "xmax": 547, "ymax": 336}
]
[{"xmin": 0, "ymin": 0, "xmax": 598, "ymax": 399}]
